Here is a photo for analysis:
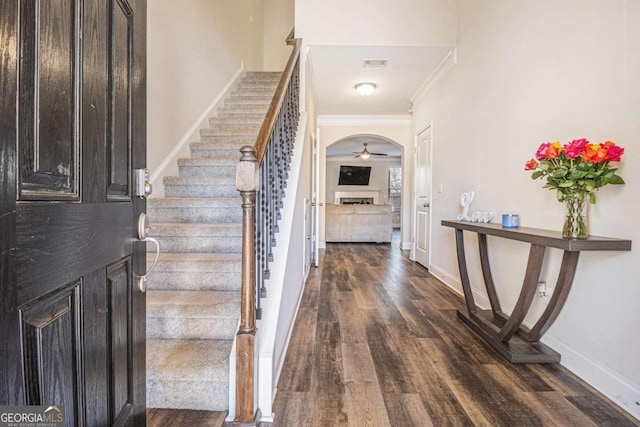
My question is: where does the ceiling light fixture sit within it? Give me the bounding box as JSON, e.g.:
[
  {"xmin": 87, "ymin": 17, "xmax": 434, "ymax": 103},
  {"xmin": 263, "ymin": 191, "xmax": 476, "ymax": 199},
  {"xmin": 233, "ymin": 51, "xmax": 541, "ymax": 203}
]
[{"xmin": 354, "ymin": 82, "xmax": 376, "ymax": 97}]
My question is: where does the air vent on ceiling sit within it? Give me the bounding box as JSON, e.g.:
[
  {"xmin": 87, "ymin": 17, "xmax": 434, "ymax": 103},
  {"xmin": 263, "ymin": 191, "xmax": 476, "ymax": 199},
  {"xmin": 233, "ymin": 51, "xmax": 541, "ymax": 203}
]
[{"xmin": 363, "ymin": 59, "xmax": 388, "ymax": 68}]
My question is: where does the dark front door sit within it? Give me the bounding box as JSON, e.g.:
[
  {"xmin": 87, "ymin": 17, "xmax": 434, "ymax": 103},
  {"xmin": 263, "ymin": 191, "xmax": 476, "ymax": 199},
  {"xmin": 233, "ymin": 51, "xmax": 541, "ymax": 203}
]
[{"xmin": 1, "ymin": 0, "xmax": 147, "ymax": 425}]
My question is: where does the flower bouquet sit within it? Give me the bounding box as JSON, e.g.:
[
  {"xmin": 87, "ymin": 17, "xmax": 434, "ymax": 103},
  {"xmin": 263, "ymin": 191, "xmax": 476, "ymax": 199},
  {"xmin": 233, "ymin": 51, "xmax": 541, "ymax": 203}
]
[{"xmin": 525, "ymin": 139, "xmax": 625, "ymax": 239}]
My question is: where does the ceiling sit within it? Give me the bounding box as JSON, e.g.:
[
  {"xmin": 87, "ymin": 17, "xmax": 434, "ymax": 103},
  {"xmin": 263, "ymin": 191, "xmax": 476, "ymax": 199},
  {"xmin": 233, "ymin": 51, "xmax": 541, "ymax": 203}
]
[
  {"xmin": 309, "ymin": 45, "xmax": 453, "ymax": 116},
  {"xmin": 326, "ymin": 135, "xmax": 402, "ymax": 158}
]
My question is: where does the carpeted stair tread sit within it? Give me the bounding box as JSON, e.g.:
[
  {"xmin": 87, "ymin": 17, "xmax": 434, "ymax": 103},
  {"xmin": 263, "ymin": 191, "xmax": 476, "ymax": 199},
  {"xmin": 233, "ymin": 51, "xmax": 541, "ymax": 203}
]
[
  {"xmin": 147, "ymin": 290, "xmax": 239, "ymax": 340},
  {"xmin": 191, "ymin": 138, "xmax": 254, "ymax": 149},
  {"xmin": 147, "ymin": 71, "xmax": 280, "ymax": 412},
  {"xmin": 148, "ymin": 290, "xmax": 240, "ymax": 319},
  {"xmin": 177, "ymin": 158, "xmax": 237, "ymax": 167},
  {"xmin": 199, "ymin": 126, "xmax": 261, "ymax": 137},
  {"xmin": 208, "ymin": 117, "xmax": 264, "ymax": 127},
  {"xmin": 147, "ymin": 198, "xmax": 241, "ymax": 224},
  {"xmin": 147, "ymin": 223, "xmax": 241, "ymax": 253},
  {"xmin": 148, "ymin": 197, "xmax": 241, "ymax": 208},
  {"xmin": 163, "ymin": 175, "xmax": 236, "ymax": 186},
  {"xmin": 149, "ymin": 222, "xmax": 241, "ymax": 236},
  {"xmin": 147, "ymin": 339, "xmax": 232, "ymax": 382}
]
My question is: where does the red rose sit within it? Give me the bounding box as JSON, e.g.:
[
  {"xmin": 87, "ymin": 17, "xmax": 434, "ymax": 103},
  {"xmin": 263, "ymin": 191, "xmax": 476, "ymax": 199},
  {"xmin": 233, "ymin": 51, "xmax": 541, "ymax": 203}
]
[
  {"xmin": 524, "ymin": 158, "xmax": 538, "ymax": 170},
  {"xmin": 604, "ymin": 141, "xmax": 624, "ymax": 162}
]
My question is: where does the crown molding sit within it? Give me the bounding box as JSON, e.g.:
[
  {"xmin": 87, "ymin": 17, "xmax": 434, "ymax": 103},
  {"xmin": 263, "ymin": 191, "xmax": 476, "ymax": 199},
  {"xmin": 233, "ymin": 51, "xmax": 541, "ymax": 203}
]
[{"xmin": 411, "ymin": 47, "xmax": 457, "ymax": 106}]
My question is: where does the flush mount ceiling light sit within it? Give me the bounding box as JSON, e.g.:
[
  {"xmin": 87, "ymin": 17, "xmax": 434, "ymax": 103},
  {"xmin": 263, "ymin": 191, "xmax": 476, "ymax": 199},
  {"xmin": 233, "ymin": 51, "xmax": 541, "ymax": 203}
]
[{"xmin": 354, "ymin": 82, "xmax": 376, "ymax": 97}]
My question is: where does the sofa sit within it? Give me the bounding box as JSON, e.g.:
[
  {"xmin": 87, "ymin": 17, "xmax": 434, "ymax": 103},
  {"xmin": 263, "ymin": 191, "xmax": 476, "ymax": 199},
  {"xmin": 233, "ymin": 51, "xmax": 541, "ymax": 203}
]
[{"xmin": 325, "ymin": 203, "xmax": 393, "ymax": 243}]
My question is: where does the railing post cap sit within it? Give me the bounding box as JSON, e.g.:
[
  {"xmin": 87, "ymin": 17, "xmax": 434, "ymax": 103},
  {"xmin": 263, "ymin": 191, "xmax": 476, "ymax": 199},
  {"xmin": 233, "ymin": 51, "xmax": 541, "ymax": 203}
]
[
  {"xmin": 239, "ymin": 145, "xmax": 257, "ymax": 162},
  {"xmin": 237, "ymin": 146, "xmax": 258, "ymax": 192}
]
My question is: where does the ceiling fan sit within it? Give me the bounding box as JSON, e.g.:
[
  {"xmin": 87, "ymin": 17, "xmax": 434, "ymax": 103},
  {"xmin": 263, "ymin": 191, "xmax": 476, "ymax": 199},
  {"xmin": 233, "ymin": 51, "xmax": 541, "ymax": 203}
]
[{"xmin": 353, "ymin": 142, "xmax": 388, "ymax": 159}]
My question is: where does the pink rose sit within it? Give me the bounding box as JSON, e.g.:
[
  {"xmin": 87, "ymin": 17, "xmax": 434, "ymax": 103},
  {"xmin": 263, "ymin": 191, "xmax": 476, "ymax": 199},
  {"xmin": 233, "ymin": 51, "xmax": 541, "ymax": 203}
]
[
  {"xmin": 563, "ymin": 139, "xmax": 588, "ymax": 159},
  {"xmin": 536, "ymin": 142, "xmax": 551, "ymax": 160}
]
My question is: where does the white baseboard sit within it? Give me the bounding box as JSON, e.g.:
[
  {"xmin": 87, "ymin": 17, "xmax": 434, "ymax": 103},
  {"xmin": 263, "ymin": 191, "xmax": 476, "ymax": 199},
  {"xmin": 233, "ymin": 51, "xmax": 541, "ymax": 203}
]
[
  {"xmin": 542, "ymin": 335, "xmax": 640, "ymax": 421},
  {"xmin": 149, "ymin": 63, "xmax": 245, "ymax": 191},
  {"xmin": 428, "ymin": 262, "xmax": 491, "ymax": 310},
  {"xmin": 429, "ymin": 263, "xmax": 640, "ymax": 422}
]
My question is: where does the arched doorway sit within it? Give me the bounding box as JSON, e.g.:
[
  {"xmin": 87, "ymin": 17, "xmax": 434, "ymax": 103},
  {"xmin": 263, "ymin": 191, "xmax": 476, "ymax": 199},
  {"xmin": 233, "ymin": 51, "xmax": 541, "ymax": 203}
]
[{"xmin": 323, "ymin": 134, "xmax": 404, "ymax": 246}]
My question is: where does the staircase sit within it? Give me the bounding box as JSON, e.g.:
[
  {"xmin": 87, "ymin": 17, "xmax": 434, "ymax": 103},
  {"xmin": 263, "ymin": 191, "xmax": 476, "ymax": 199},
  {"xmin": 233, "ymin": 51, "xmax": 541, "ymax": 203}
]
[{"xmin": 145, "ymin": 72, "xmax": 281, "ymax": 411}]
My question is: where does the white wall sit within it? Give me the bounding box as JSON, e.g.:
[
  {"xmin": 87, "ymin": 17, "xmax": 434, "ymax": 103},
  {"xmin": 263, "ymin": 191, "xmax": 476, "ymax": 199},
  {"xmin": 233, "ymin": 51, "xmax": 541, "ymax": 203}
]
[
  {"xmin": 147, "ymin": 0, "xmax": 264, "ymax": 177},
  {"xmin": 325, "ymin": 158, "xmax": 401, "ymax": 204},
  {"xmin": 318, "ymin": 117, "xmax": 413, "ymax": 249},
  {"xmin": 263, "ymin": 0, "xmax": 295, "ymax": 70},
  {"xmin": 295, "ymin": 0, "xmax": 456, "ymax": 46},
  {"xmin": 412, "ymin": 0, "xmax": 640, "ymax": 418}
]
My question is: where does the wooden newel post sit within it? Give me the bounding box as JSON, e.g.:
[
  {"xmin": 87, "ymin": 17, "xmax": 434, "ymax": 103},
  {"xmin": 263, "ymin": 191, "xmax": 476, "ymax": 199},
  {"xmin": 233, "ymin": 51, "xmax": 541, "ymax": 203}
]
[{"xmin": 234, "ymin": 146, "xmax": 258, "ymax": 425}]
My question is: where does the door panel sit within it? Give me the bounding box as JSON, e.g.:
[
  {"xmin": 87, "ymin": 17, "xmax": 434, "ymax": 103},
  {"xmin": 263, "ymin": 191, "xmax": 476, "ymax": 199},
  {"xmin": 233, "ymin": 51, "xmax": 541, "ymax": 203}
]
[
  {"xmin": 108, "ymin": 0, "xmax": 132, "ymax": 201},
  {"xmin": 21, "ymin": 282, "xmax": 82, "ymax": 427},
  {"xmin": 1, "ymin": 0, "xmax": 147, "ymax": 425},
  {"xmin": 18, "ymin": 0, "xmax": 80, "ymax": 200},
  {"xmin": 108, "ymin": 258, "xmax": 133, "ymax": 424}
]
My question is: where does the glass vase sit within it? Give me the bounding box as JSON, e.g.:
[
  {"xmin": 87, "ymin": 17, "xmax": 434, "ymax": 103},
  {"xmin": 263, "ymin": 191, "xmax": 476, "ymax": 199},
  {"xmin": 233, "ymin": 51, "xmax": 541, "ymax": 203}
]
[{"xmin": 562, "ymin": 194, "xmax": 588, "ymax": 239}]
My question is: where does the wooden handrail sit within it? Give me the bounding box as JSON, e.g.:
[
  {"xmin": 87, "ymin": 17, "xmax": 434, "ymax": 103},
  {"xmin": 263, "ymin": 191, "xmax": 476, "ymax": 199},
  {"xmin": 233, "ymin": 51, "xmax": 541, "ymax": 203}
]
[
  {"xmin": 254, "ymin": 33, "xmax": 301, "ymax": 164},
  {"xmin": 234, "ymin": 28, "xmax": 301, "ymax": 426}
]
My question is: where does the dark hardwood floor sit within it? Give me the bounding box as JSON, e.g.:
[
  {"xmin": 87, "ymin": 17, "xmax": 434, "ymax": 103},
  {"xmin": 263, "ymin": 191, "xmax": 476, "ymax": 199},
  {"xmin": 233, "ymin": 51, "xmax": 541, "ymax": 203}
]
[
  {"xmin": 146, "ymin": 234, "xmax": 639, "ymax": 426},
  {"xmin": 271, "ymin": 237, "xmax": 639, "ymax": 426}
]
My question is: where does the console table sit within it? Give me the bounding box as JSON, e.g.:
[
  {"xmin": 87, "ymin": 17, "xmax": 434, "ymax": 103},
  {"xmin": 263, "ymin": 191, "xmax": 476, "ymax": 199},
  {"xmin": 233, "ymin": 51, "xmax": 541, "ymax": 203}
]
[{"xmin": 442, "ymin": 220, "xmax": 631, "ymax": 363}]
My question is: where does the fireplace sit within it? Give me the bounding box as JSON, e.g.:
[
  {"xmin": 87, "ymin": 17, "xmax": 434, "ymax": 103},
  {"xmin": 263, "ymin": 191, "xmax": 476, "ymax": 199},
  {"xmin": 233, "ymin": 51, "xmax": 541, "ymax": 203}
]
[
  {"xmin": 334, "ymin": 190, "xmax": 380, "ymax": 205},
  {"xmin": 341, "ymin": 198, "xmax": 374, "ymax": 205}
]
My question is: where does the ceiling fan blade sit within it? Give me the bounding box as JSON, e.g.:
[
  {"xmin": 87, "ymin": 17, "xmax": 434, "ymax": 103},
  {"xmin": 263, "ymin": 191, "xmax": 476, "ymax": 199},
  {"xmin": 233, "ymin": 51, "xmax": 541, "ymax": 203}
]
[
  {"xmin": 354, "ymin": 154, "xmax": 361, "ymax": 158},
  {"xmin": 370, "ymin": 152, "xmax": 388, "ymax": 156}
]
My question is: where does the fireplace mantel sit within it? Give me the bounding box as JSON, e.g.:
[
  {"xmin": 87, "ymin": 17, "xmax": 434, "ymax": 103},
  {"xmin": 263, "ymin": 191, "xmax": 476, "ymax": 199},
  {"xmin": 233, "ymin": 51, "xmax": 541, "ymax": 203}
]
[{"xmin": 334, "ymin": 190, "xmax": 380, "ymax": 204}]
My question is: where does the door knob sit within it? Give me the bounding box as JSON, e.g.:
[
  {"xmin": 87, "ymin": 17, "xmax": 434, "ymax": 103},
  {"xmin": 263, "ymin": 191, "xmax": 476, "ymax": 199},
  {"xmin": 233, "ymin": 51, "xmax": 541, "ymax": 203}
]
[
  {"xmin": 424, "ymin": 203, "xmax": 430, "ymax": 208},
  {"xmin": 137, "ymin": 213, "xmax": 160, "ymax": 293}
]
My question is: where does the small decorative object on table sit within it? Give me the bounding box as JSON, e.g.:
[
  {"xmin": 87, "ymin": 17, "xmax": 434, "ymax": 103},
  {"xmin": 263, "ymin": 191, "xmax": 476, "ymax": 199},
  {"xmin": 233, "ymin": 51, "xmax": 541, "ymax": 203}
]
[
  {"xmin": 525, "ymin": 139, "xmax": 625, "ymax": 239},
  {"xmin": 456, "ymin": 191, "xmax": 475, "ymax": 221},
  {"xmin": 502, "ymin": 214, "xmax": 519, "ymax": 228}
]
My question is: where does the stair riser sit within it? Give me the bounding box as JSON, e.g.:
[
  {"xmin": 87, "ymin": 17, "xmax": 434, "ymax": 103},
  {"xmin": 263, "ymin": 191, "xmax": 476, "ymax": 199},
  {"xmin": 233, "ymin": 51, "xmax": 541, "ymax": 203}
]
[
  {"xmin": 148, "ymin": 237, "xmax": 241, "ymax": 253},
  {"xmin": 147, "ymin": 318, "xmax": 238, "ymax": 341},
  {"xmin": 236, "ymin": 87, "xmax": 277, "ymax": 95},
  {"xmin": 195, "ymin": 138, "xmax": 254, "ymax": 148},
  {"xmin": 189, "ymin": 147, "xmax": 242, "ymax": 160},
  {"xmin": 200, "ymin": 130, "xmax": 258, "ymax": 138},
  {"xmin": 217, "ymin": 106, "xmax": 268, "ymax": 115},
  {"xmin": 148, "ymin": 206, "xmax": 242, "ymax": 223},
  {"xmin": 216, "ymin": 112, "xmax": 267, "ymax": 121},
  {"xmin": 164, "ymin": 184, "xmax": 238, "ymax": 198},
  {"xmin": 178, "ymin": 165, "xmax": 236, "ymax": 178},
  {"xmin": 146, "ymin": 271, "xmax": 240, "ymax": 291},
  {"xmin": 147, "ymin": 380, "xmax": 229, "ymax": 411},
  {"xmin": 208, "ymin": 118, "xmax": 264, "ymax": 127},
  {"xmin": 224, "ymin": 99, "xmax": 271, "ymax": 108}
]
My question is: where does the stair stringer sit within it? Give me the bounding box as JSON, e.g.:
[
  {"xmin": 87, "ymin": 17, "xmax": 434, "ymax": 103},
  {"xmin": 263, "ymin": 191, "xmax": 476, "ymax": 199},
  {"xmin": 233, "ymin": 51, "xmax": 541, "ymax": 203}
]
[{"xmin": 226, "ymin": 112, "xmax": 310, "ymax": 423}]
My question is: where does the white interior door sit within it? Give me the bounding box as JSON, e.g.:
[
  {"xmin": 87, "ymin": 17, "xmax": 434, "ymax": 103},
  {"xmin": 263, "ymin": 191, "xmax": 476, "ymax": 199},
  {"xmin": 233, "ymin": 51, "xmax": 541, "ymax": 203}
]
[
  {"xmin": 414, "ymin": 126, "xmax": 432, "ymax": 268},
  {"xmin": 312, "ymin": 132, "xmax": 319, "ymax": 267}
]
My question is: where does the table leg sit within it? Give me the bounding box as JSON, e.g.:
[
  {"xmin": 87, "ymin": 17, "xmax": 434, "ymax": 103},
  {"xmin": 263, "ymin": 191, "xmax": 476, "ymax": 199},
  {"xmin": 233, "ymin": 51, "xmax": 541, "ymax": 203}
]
[
  {"xmin": 522, "ymin": 250, "xmax": 580, "ymax": 342},
  {"xmin": 497, "ymin": 244, "xmax": 546, "ymax": 343},
  {"xmin": 478, "ymin": 233, "xmax": 503, "ymax": 318},
  {"xmin": 455, "ymin": 228, "xmax": 477, "ymax": 314}
]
